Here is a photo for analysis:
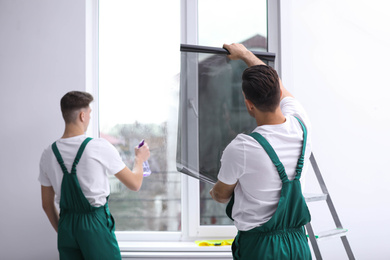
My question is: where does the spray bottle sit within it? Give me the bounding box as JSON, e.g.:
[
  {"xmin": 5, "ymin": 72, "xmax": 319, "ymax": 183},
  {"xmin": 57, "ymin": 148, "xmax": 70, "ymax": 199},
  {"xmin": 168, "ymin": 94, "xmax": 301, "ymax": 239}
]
[{"xmin": 137, "ymin": 139, "xmax": 152, "ymax": 177}]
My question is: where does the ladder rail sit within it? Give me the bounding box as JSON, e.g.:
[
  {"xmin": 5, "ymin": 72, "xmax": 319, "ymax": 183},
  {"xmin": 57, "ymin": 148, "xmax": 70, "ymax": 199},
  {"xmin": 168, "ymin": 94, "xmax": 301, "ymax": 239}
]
[
  {"xmin": 341, "ymin": 236, "xmax": 356, "ymax": 260},
  {"xmin": 310, "ymin": 153, "xmax": 343, "ymax": 228},
  {"xmin": 307, "ymin": 153, "xmax": 356, "ymax": 260},
  {"xmin": 305, "ymin": 222, "xmax": 323, "ymax": 260}
]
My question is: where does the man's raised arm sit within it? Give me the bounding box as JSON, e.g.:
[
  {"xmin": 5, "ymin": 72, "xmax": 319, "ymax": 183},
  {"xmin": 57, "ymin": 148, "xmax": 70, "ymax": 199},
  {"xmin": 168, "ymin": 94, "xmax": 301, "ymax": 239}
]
[{"xmin": 223, "ymin": 43, "xmax": 293, "ymax": 99}]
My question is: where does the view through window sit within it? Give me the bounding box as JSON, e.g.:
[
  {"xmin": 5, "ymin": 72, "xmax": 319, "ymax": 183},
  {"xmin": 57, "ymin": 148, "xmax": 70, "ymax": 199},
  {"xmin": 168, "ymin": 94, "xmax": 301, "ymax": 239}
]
[
  {"xmin": 99, "ymin": 0, "xmax": 269, "ymax": 232},
  {"xmin": 99, "ymin": 0, "xmax": 181, "ymax": 231}
]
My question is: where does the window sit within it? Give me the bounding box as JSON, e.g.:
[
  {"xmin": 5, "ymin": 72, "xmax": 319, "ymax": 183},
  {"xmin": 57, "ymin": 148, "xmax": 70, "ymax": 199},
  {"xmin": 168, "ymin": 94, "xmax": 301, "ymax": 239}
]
[
  {"xmin": 178, "ymin": 45, "xmax": 275, "ymax": 228},
  {"xmin": 97, "ymin": 0, "xmax": 279, "ymax": 240},
  {"xmin": 98, "ymin": 0, "xmax": 181, "ymax": 233}
]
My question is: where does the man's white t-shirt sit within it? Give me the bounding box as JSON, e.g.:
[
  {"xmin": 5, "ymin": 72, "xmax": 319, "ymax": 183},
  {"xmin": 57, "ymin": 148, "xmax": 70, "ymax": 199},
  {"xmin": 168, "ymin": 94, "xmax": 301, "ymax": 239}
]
[
  {"xmin": 218, "ymin": 97, "xmax": 312, "ymax": 231},
  {"xmin": 39, "ymin": 135, "xmax": 126, "ymax": 207}
]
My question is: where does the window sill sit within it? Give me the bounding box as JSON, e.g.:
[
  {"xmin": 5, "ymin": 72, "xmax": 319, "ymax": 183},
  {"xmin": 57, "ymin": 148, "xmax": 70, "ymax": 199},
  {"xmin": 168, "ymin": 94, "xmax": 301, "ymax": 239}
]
[
  {"xmin": 119, "ymin": 241, "xmax": 232, "ymax": 252},
  {"xmin": 119, "ymin": 241, "xmax": 232, "ymax": 259}
]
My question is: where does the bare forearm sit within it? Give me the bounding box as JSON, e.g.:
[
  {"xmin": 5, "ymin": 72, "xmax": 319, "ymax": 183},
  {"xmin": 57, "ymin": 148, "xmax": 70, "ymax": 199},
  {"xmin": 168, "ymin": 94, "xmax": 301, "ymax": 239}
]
[
  {"xmin": 115, "ymin": 142, "xmax": 149, "ymax": 191},
  {"xmin": 43, "ymin": 205, "xmax": 59, "ymax": 232},
  {"xmin": 115, "ymin": 163, "xmax": 144, "ymax": 192},
  {"xmin": 244, "ymin": 50, "xmax": 294, "ymax": 100},
  {"xmin": 131, "ymin": 157, "xmax": 144, "ymax": 185},
  {"xmin": 209, "ymin": 180, "xmax": 236, "ymax": 204},
  {"xmin": 132, "ymin": 157, "xmax": 143, "ymax": 174},
  {"xmin": 241, "ymin": 50, "xmax": 266, "ymax": 67},
  {"xmin": 210, "ymin": 188, "xmax": 231, "ymax": 204},
  {"xmin": 279, "ymin": 79, "xmax": 294, "ymax": 99},
  {"xmin": 244, "ymin": 52, "xmax": 293, "ymax": 99},
  {"xmin": 224, "ymin": 43, "xmax": 294, "ymax": 100},
  {"xmin": 41, "ymin": 185, "xmax": 59, "ymax": 232}
]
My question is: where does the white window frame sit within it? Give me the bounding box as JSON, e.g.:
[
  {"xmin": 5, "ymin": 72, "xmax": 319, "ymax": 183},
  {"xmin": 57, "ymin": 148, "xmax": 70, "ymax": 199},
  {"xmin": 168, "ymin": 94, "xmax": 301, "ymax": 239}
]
[
  {"xmin": 86, "ymin": 0, "xmax": 99, "ymax": 138},
  {"xmin": 88, "ymin": 0, "xmax": 281, "ymax": 242}
]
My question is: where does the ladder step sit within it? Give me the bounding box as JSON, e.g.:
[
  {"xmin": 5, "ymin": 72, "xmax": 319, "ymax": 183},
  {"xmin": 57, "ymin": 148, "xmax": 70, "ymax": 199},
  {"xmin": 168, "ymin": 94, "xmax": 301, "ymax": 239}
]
[
  {"xmin": 303, "ymin": 193, "xmax": 327, "ymax": 202},
  {"xmin": 305, "ymin": 154, "xmax": 355, "ymax": 258},
  {"xmin": 316, "ymin": 228, "xmax": 348, "ymax": 240}
]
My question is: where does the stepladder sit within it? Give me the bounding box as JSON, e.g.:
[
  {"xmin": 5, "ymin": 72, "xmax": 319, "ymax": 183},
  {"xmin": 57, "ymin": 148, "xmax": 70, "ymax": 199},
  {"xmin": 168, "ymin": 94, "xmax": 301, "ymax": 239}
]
[{"xmin": 304, "ymin": 153, "xmax": 355, "ymax": 260}]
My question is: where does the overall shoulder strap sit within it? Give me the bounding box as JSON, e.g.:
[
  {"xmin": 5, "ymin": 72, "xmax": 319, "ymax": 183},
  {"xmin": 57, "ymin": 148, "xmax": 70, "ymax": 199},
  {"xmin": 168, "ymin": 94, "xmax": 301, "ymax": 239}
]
[
  {"xmin": 294, "ymin": 116, "xmax": 307, "ymax": 180},
  {"xmin": 249, "ymin": 132, "xmax": 289, "ymax": 183},
  {"xmin": 70, "ymin": 137, "xmax": 93, "ymax": 174},
  {"xmin": 51, "ymin": 142, "xmax": 69, "ymax": 175}
]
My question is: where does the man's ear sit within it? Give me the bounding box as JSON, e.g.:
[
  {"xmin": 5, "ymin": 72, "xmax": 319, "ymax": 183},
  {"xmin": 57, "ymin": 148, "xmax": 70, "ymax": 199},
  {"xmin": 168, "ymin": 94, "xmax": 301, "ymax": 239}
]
[
  {"xmin": 79, "ymin": 111, "xmax": 85, "ymax": 122},
  {"xmin": 244, "ymin": 99, "xmax": 255, "ymax": 111}
]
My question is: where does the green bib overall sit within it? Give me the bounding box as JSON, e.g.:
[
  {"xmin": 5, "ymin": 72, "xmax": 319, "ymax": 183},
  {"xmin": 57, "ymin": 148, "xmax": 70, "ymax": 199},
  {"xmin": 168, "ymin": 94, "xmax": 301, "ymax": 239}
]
[
  {"xmin": 52, "ymin": 138, "xmax": 121, "ymax": 260},
  {"xmin": 226, "ymin": 117, "xmax": 312, "ymax": 260}
]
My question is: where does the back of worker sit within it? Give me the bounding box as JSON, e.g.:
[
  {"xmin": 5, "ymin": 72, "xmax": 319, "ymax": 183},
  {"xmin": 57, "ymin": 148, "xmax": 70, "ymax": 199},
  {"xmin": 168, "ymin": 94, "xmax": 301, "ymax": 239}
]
[
  {"xmin": 209, "ymin": 43, "xmax": 312, "ymax": 259},
  {"xmin": 40, "ymin": 136, "xmax": 126, "ymax": 207},
  {"xmin": 39, "ymin": 91, "xmax": 149, "ymax": 260},
  {"xmin": 219, "ymin": 97, "xmax": 312, "ymax": 231}
]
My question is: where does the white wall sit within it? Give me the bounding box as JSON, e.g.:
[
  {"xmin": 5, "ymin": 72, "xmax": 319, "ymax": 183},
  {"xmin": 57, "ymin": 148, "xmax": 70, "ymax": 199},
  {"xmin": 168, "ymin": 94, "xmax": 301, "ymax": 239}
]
[
  {"xmin": 281, "ymin": 0, "xmax": 390, "ymax": 259},
  {"xmin": 0, "ymin": 0, "xmax": 86, "ymax": 259}
]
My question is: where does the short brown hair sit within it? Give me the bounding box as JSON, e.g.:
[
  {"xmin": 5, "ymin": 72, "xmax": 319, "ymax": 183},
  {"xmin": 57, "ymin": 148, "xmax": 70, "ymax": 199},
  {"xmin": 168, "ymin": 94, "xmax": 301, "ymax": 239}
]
[
  {"xmin": 60, "ymin": 91, "xmax": 93, "ymax": 123},
  {"xmin": 242, "ymin": 65, "xmax": 280, "ymax": 112}
]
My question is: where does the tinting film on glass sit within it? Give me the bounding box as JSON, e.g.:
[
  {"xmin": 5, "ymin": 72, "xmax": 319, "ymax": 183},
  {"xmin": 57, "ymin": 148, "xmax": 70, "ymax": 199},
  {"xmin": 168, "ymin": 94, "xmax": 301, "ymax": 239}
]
[{"xmin": 177, "ymin": 44, "xmax": 275, "ymax": 184}]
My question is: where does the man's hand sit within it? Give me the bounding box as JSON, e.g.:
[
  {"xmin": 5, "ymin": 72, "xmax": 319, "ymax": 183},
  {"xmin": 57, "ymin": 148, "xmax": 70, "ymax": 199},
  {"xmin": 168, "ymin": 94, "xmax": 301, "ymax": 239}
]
[
  {"xmin": 223, "ymin": 43, "xmax": 265, "ymax": 66},
  {"xmin": 135, "ymin": 141, "xmax": 150, "ymax": 163},
  {"xmin": 223, "ymin": 43, "xmax": 250, "ymax": 60},
  {"xmin": 115, "ymin": 142, "xmax": 150, "ymax": 191}
]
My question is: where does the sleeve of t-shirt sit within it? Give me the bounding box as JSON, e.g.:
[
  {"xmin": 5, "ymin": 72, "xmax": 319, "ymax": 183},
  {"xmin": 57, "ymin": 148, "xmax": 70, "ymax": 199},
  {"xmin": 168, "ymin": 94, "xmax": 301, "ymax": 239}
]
[
  {"xmin": 217, "ymin": 136, "xmax": 245, "ymax": 185},
  {"xmin": 38, "ymin": 149, "xmax": 52, "ymax": 187},
  {"xmin": 280, "ymin": 97, "xmax": 312, "ymax": 131},
  {"xmin": 97, "ymin": 139, "xmax": 127, "ymax": 175}
]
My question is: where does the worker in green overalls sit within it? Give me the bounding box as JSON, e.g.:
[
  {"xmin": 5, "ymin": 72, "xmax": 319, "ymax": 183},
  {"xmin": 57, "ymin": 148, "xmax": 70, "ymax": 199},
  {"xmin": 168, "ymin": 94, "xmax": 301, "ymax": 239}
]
[
  {"xmin": 210, "ymin": 43, "xmax": 312, "ymax": 259},
  {"xmin": 39, "ymin": 91, "xmax": 150, "ymax": 259}
]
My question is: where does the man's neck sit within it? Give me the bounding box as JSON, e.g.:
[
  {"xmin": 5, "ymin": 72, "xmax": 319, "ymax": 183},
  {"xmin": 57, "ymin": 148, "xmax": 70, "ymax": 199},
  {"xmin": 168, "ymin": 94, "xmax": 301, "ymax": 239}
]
[
  {"xmin": 255, "ymin": 107, "xmax": 286, "ymax": 126},
  {"xmin": 62, "ymin": 124, "xmax": 85, "ymax": 138}
]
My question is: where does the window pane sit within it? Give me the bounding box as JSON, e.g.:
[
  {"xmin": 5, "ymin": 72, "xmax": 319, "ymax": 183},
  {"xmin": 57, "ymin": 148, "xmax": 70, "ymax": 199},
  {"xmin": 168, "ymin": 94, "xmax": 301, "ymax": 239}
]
[
  {"xmin": 198, "ymin": 0, "xmax": 268, "ymax": 50},
  {"xmin": 198, "ymin": 0, "xmax": 268, "ymax": 225},
  {"xmin": 99, "ymin": 0, "xmax": 181, "ymax": 231}
]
